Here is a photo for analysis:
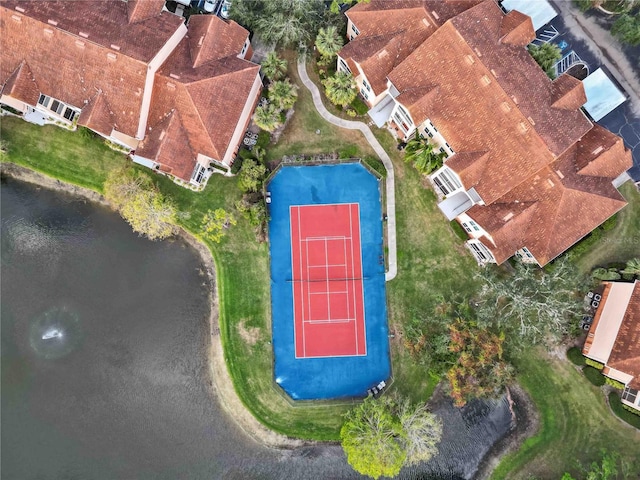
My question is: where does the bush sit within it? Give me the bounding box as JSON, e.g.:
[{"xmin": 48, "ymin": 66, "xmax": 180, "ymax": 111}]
[
  {"xmin": 591, "ymin": 267, "xmax": 622, "ymax": 281},
  {"xmin": 609, "ymin": 392, "xmax": 640, "ymax": 429},
  {"xmin": 583, "ymin": 366, "xmax": 606, "ymax": 386},
  {"xmin": 362, "ymin": 156, "xmax": 387, "ymax": 178},
  {"xmin": 350, "ymin": 96, "xmax": 369, "ymax": 116},
  {"xmin": 230, "ymin": 156, "xmax": 244, "ymax": 175},
  {"xmin": 605, "ymin": 377, "xmax": 625, "ymax": 390},
  {"xmin": 585, "ymin": 358, "xmax": 605, "ymax": 370},
  {"xmin": 601, "ymin": 214, "xmax": 617, "ymax": 231},
  {"xmin": 567, "ymin": 347, "xmax": 587, "ymax": 366},
  {"xmin": 450, "ymin": 220, "xmax": 469, "ymax": 241}
]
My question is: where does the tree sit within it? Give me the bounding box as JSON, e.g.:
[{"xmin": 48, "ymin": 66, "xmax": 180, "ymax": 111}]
[
  {"xmin": 237, "ymin": 158, "xmax": 267, "ymax": 193},
  {"xmin": 340, "ymin": 396, "xmax": 442, "ymax": 479},
  {"xmin": 315, "ymin": 26, "xmax": 343, "ymax": 57},
  {"xmin": 446, "ymin": 320, "xmax": 513, "ymax": 407},
  {"xmin": 253, "ymin": 104, "xmax": 283, "ymax": 132},
  {"xmin": 323, "ymin": 71, "xmax": 357, "ymax": 107},
  {"xmin": 261, "ymin": 51, "xmax": 288, "ymax": 81},
  {"xmin": 201, "ymin": 209, "xmax": 236, "ymax": 243},
  {"xmin": 528, "ymin": 42, "xmax": 562, "ymax": 79},
  {"xmin": 104, "ymin": 167, "xmax": 177, "ymax": 241},
  {"xmin": 621, "ymin": 258, "xmax": 640, "ymax": 276},
  {"xmin": 474, "ymin": 258, "xmax": 585, "ymax": 346},
  {"xmin": 404, "ymin": 134, "xmax": 447, "ymax": 175},
  {"xmin": 269, "ymin": 79, "xmax": 298, "ymax": 111},
  {"xmin": 611, "ymin": 13, "xmax": 640, "ymax": 46},
  {"xmin": 238, "ymin": 0, "xmax": 324, "ymax": 49}
]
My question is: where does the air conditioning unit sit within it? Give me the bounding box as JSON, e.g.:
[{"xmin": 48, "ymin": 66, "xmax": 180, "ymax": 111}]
[
  {"xmin": 592, "ymin": 300, "xmax": 600, "ymax": 308},
  {"xmin": 587, "ymin": 291, "xmax": 594, "ymax": 299},
  {"xmin": 594, "ymin": 294, "xmax": 602, "ymax": 302}
]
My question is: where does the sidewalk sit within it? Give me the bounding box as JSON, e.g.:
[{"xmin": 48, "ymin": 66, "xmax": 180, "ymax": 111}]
[{"xmin": 296, "ymin": 57, "xmax": 398, "ymax": 282}]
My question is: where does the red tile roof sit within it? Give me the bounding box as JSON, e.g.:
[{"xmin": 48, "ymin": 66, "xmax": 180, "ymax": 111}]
[
  {"xmin": 187, "ymin": 15, "xmax": 249, "ymax": 68},
  {"xmin": 139, "ymin": 18, "xmax": 260, "ymax": 180},
  {"xmin": 2, "ymin": 61, "xmax": 40, "ymax": 105},
  {"xmin": 1, "ymin": 1, "xmax": 183, "ymax": 138},
  {"xmin": 608, "ymin": 281, "xmax": 640, "ymax": 389}
]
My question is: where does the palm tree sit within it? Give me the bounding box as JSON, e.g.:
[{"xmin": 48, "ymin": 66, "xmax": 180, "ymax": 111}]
[
  {"xmin": 269, "ymin": 79, "xmax": 298, "ymax": 110},
  {"xmin": 253, "ymin": 104, "xmax": 282, "ymax": 132},
  {"xmin": 261, "ymin": 52, "xmax": 287, "ymax": 81},
  {"xmin": 323, "ymin": 72, "xmax": 357, "ymax": 107},
  {"xmin": 404, "ymin": 134, "xmax": 446, "ymax": 175},
  {"xmin": 527, "ymin": 43, "xmax": 562, "ymax": 79},
  {"xmin": 621, "ymin": 258, "xmax": 640, "ymax": 276},
  {"xmin": 315, "ymin": 26, "xmax": 343, "ymax": 58}
]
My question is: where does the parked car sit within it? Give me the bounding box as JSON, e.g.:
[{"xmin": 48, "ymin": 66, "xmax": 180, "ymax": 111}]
[
  {"xmin": 203, "ymin": 0, "xmax": 216, "ymax": 13},
  {"xmin": 220, "ymin": 0, "xmax": 231, "ymax": 19}
]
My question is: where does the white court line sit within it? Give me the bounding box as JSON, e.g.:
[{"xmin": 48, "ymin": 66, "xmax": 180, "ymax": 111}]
[
  {"xmin": 308, "ymin": 263, "xmax": 347, "ymax": 268},
  {"xmin": 289, "ymin": 205, "xmax": 298, "ymax": 358},
  {"xmin": 309, "ymin": 290, "xmax": 349, "ymax": 295},
  {"xmin": 355, "ymin": 203, "xmax": 367, "ymax": 356},
  {"xmin": 324, "ymin": 238, "xmax": 331, "ymax": 324},
  {"xmin": 349, "ymin": 204, "xmax": 358, "ymax": 355},
  {"xmin": 298, "ymin": 207, "xmax": 307, "ymax": 358},
  {"xmin": 304, "ymin": 318, "xmax": 354, "ymax": 324}
]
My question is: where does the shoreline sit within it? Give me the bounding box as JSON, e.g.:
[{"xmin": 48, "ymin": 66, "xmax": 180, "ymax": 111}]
[
  {"xmin": 0, "ymin": 162, "xmax": 306, "ymax": 450},
  {"xmin": 0, "ymin": 162, "xmax": 539, "ymax": 473}
]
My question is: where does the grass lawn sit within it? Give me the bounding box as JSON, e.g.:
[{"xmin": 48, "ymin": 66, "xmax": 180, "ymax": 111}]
[
  {"xmin": 491, "ymin": 349, "xmax": 640, "ymax": 479},
  {"xmin": 573, "ymin": 181, "xmax": 640, "ymax": 272}
]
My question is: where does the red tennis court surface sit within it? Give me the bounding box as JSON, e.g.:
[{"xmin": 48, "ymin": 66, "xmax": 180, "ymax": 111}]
[{"xmin": 290, "ymin": 204, "xmax": 366, "ymax": 358}]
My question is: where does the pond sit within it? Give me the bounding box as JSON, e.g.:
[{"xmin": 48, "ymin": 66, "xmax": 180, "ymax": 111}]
[{"xmin": 0, "ymin": 177, "xmax": 513, "ymax": 479}]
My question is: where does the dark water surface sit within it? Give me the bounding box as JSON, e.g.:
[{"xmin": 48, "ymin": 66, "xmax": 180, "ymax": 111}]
[{"xmin": 1, "ymin": 178, "xmax": 512, "ymax": 479}]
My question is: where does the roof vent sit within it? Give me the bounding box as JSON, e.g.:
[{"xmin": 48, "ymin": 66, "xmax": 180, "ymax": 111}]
[
  {"xmin": 511, "ymin": 95, "xmax": 519, "ymax": 104},
  {"xmin": 500, "ymin": 102, "xmax": 511, "ymax": 113},
  {"xmin": 377, "ymin": 49, "xmax": 389, "ymax": 59},
  {"xmin": 474, "ymin": 47, "xmax": 483, "ymax": 57},
  {"xmin": 11, "ymin": 14, "xmax": 22, "ymax": 22},
  {"xmin": 503, "ymin": 212, "xmax": 514, "ymax": 222},
  {"xmin": 159, "ymin": 130, "xmax": 166, "ymax": 141},
  {"xmin": 110, "ymin": 44, "xmax": 121, "ymax": 51},
  {"xmin": 592, "ymin": 146, "xmax": 604, "ymax": 155},
  {"xmin": 43, "ymin": 28, "xmax": 54, "ymax": 36},
  {"xmin": 547, "ymin": 178, "xmax": 555, "ymax": 188},
  {"xmin": 79, "ymin": 31, "xmax": 89, "ymax": 38},
  {"xmin": 556, "ymin": 170, "xmax": 565, "ymax": 179},
  {"xmin": 15, "ymin": 6, "xmax": 25, "ymax": 12},
  {"xmin": 431, "ymin": 11, "xmax": 440, "ymax": 20},
  {"xmin": 465, "ymin": 54, "xmax": 475, "ymax": 65},
  {"xmin": 422, "ymin": 18, "xmax": 430, "ymax": 27},
  {"xmin": 166, "ymin": 82, "xmax": 176, "ymax": 90},
  {"xmin": 518, "ymin": 121, "xmax": 529, "ymax": 134},
  {"xmin": 47, "ymin": 19, "xmax": 58, "ymax": 26},
  {"xmin": 107, "ymin": 52, "xmax": 117, "ymax": 61},
  {"xmin": 198, "ymin": 35, "xmax": 205, "ymax": 47},
  {"xmin": 480, "ymin": 75, "xmax": 491, "ymax": 86},
  {"xmin": 527, "ymin": 116, "xmax": 536, "ymax": 125},
  {"xmin": 169, "ymin": 73, "xmax": 181, "ymax": 80},
  {"xmin": 490, "ymin": 69, "xmax": 498, "ymax": 78},
  {"xmin": 75, "ymin": 40, "xmax": 85, "ymax": 48}
]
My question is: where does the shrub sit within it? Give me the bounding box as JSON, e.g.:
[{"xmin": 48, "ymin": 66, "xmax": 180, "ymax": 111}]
[
  {"xmin": 585, "ymin": 358, "xmax": 605, "ymax": 370},
  {"xmin": 605, "ymin": 377, "xmax": 625, "ymax": 390},
  {"xmin": 583, "ymin": 366, "xmax": 606, "ymax": 386},
  {"xmin": 609, "ymin": 392, "xmax": 640, "ymax": 428},
  {"xmin": 450, "ymin": 220, "xmax": 469, "ymax": 241},
  {"xmin": 567, "ymin": 347, "xmax": 587, "ymax": 366},
  {"xmin": 622, "ymin": 404, "xmax": 640, "ymax": 417},
  {"xmin": 230, "ymin": 156, "xmax": 244, "ymax": 175},
  {"xmin": 591, "ymin": 267, "xmax": 622, "ymax": 281},
  {"xmin": 351, "ymin": 96, "xmax": 369, "ymax": 116},
  {"xmin": 362, "ymin": 156, "xmax": 387, "ymax": 178},
  {"xmin": 346, "ymin": 108, "xmax": 357, "ymax": 117},
  {"xmin": 601, "ymin": 214, "xmax": 617, "ymax": 231}
]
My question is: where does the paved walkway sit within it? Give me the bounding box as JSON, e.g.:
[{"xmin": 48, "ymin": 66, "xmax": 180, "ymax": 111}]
[{"xmin": 297, "ymin": 57, "xmax": 397, "ymax": 281}]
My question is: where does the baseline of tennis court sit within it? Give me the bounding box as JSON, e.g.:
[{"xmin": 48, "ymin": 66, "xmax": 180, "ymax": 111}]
[
  {"xmin": 268, "ymin": 163, "xmax": 390, "ymax": 400},
  {"xmin": 290, "ymin": 203, "xmax": 366, "ymax": 358}
]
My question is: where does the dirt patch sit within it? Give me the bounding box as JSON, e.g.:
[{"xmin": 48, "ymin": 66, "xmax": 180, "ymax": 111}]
[
  {"xmin": 474, "ymin": 384, "xmax": 541, "ymax": 480},
  {"xmin": 237, "ymin": 320, "xmax": 261, "ymax": 347}
]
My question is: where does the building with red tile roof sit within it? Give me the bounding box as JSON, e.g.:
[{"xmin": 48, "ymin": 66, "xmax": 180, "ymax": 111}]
[
  {"xmin": 338, "ymin": 0, "xmax": 632, "ymax": 266},
  {"xmin": 583, "ymin": 281, "xmax": 640, "ymax": 412},
  {"xmin": 1, "ymin": 1, "xmax": 261, "ymax": 186}
]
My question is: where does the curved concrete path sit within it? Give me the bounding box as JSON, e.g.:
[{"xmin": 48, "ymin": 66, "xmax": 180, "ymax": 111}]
[{"xmin": 297, "ymin": 57, "xmax": 397, "ymax": 281}]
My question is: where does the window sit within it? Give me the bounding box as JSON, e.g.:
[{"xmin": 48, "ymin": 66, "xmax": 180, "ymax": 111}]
[
  {"xmin": 191, "ymin": 164, "xmax": 206, "ymax": 184},
  {"xmin": 351, "ymin": 23, "xmax": 359, "ymax": 35},
  {"xmin": 469, "ymin": 242, "xmax": 494, "ymax": 262},
  {"xmin": 38, "ymin": 94, "xmax": 51, "ymax": 107},
  {"xmin": 462, "ymin": 220, "xmax": 480, "ymax": 232},
  {"xmin": 393, "ymin": 105, "xmax": 413, "ymax": 133},
  {"xmin": 622, "ymin": 386, "xmax": 638, "ymax": 404},
  {"xmin": 362, "ymin": 78, "xmax": 371, "ymax": 91},
  {"xmin": 360, "ymin": 87, "xmax": 369, "ymax": 100},
  {"xmin": 50, "ymin": 100, "xmax": 63, "ymax": 114},
  {"xmin": 432, "ymin": 168, "xmax": 462, "ymax": 196},
  {"xmin": 338, "ymin": 58, "xmax": 351, "ymax": 74},
  {"xmin": 63, "ymin": 107, "xmax": 78, "ymax": 122}
]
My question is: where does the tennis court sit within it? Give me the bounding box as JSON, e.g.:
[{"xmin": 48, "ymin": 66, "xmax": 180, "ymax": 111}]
[{"xmin": 268, "ymin": 163, "xmax": 390, "ymax": 400}]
